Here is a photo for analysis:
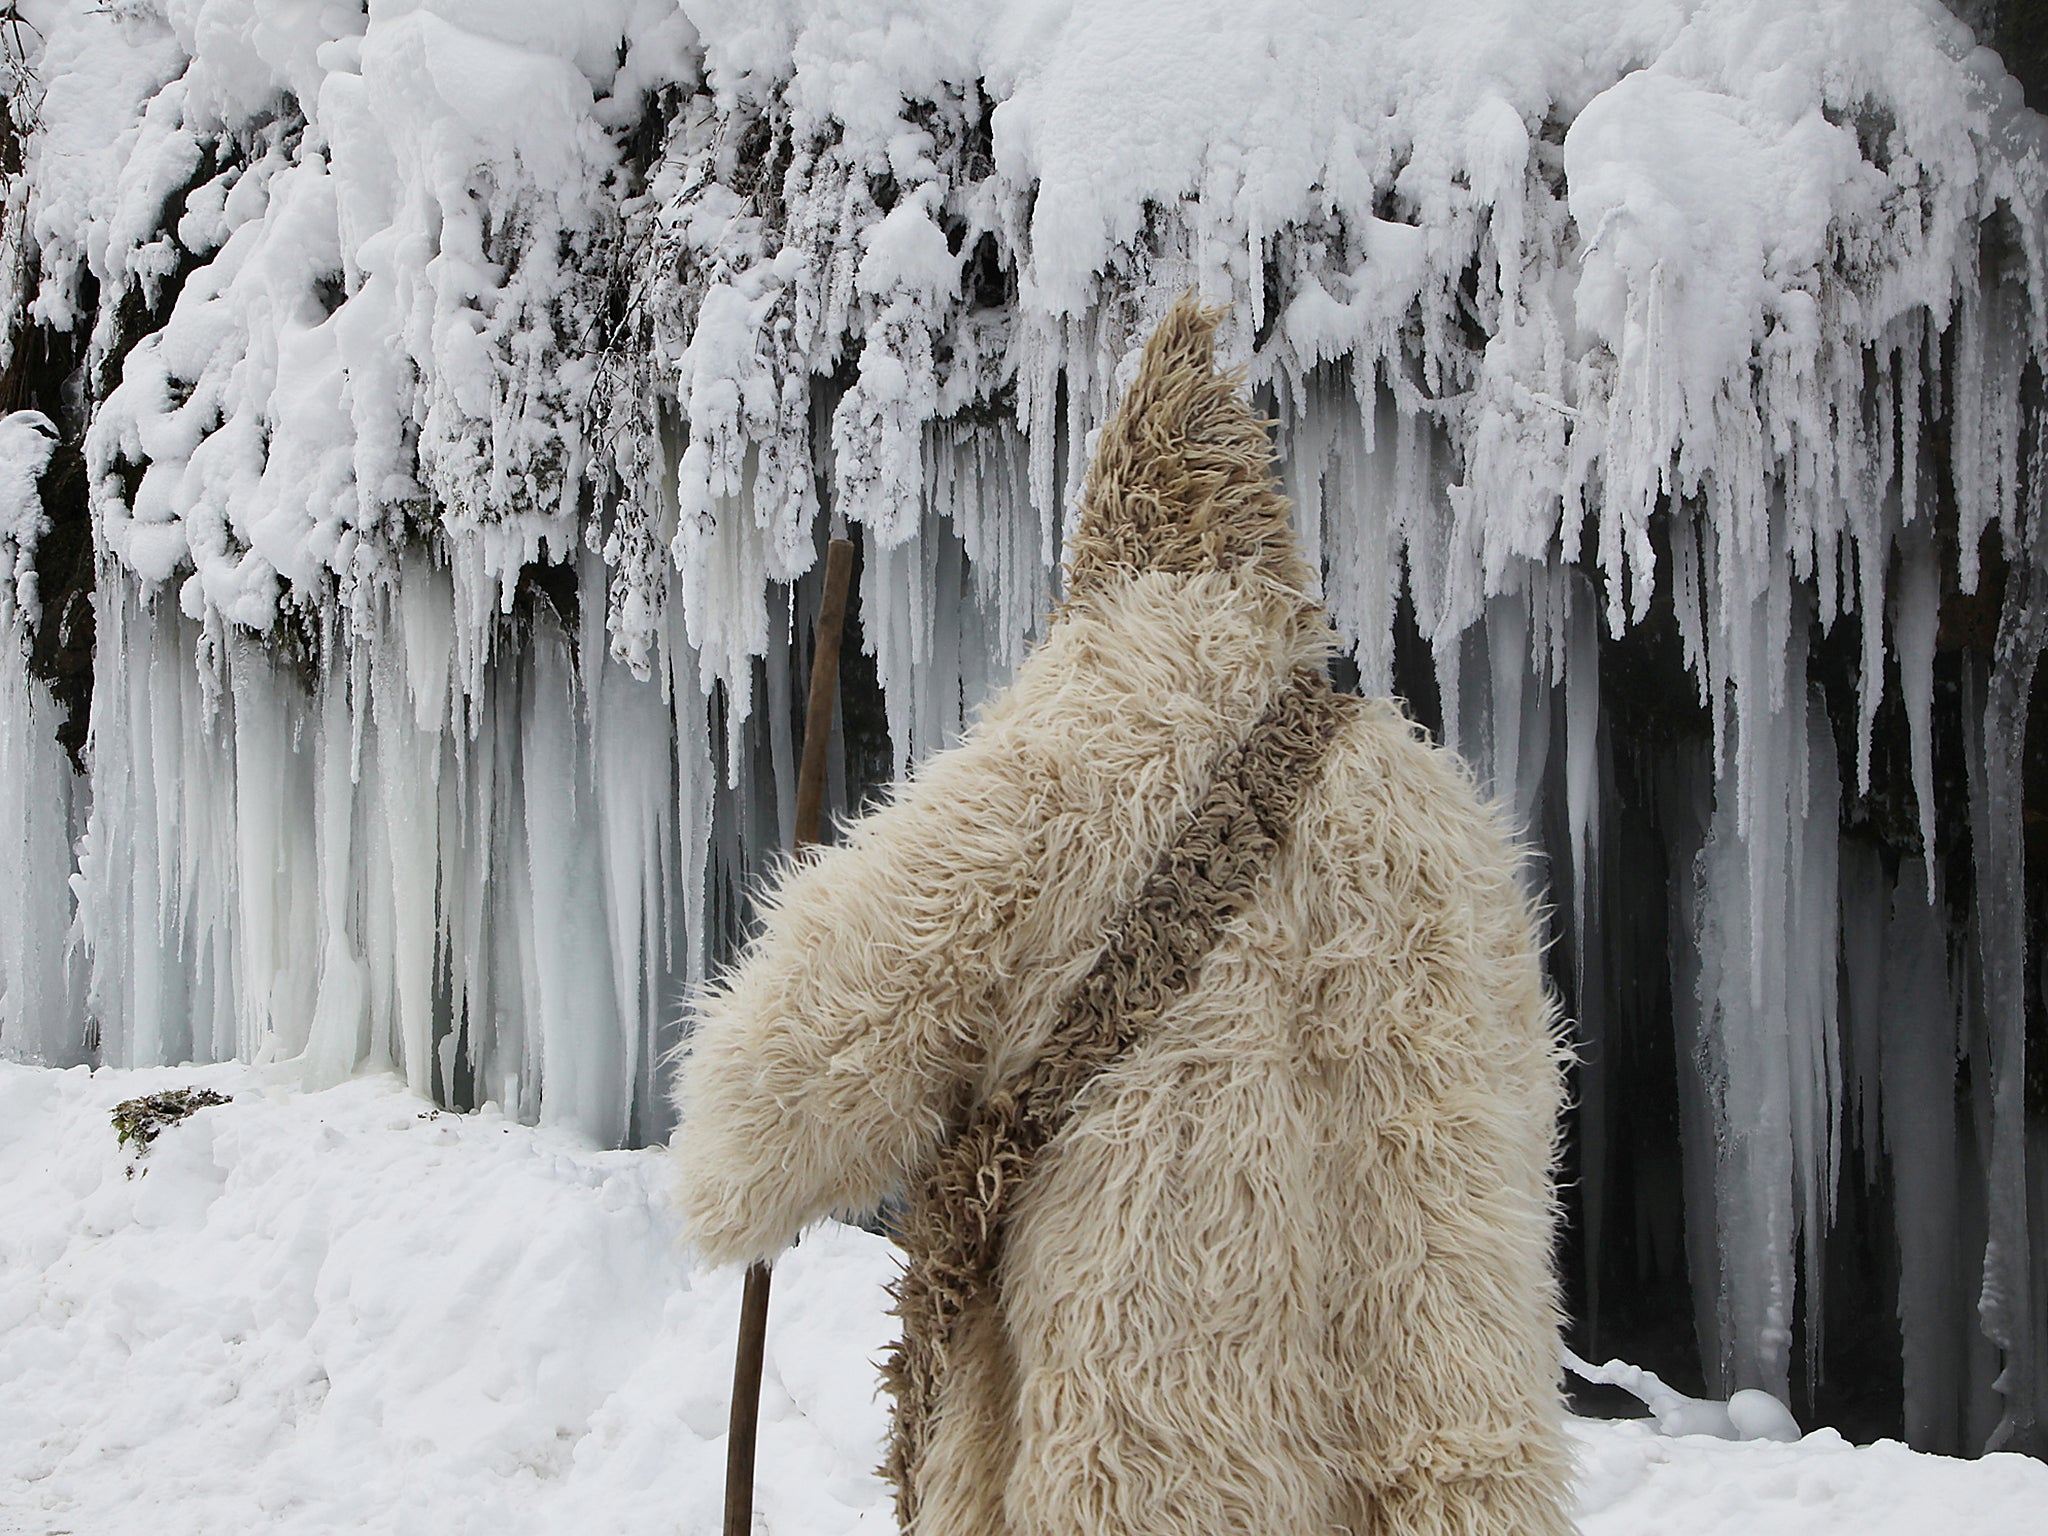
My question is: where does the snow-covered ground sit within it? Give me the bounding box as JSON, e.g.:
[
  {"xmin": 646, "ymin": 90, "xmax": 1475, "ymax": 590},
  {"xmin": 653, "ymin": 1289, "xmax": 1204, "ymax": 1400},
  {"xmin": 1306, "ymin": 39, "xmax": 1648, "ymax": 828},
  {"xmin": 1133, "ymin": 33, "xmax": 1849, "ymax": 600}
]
[{"xmin": 3, "ymin": 1060, "xmax": 2045, "ymax": 1536}]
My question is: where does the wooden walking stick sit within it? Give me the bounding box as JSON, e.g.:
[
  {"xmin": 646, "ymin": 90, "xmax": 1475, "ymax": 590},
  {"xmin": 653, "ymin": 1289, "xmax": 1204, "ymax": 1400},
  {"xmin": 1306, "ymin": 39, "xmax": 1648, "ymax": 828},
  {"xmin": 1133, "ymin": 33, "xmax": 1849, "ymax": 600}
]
[{"xmin": 724, "ymin": 535, "xmax": 856, "ymax": 1536}]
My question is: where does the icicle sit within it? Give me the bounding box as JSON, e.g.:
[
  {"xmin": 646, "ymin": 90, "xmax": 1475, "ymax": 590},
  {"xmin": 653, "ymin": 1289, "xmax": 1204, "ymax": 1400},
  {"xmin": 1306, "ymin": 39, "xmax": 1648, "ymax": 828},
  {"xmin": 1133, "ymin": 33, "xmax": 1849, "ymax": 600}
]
[
  {"xmin": 586, "ymin": 541, "xmax": 688, "ymax": 1144},
  {"xmin": 1666, "ymin": 745, "xmax": 1725, "ymax": 1387},
  {"xmin": 1967, "ymin": 549, "xmax": 2046, "ymax": 1456},
  {"xmin": 1792, "ymin": 698, "xmax": 1843, "ymax": 1389},
  {"xmin": 438, "ymin": 652, "xmax": 487, "ymax": 1106},
  {"xmin": 521, "ymin": 607, "xmax": 626, "ymax": 1146},
  {"xmin": 1880, "ymin": 857, "xmax": 1967, "ymax": 1454},
  {"xmin": 1949, "ymin": 279, "xmax": 2027, "ymax": 597},
  {"xmin": 1563, "ymin": 575, "xmax": 1600, "ymax": 957},
  {"xmin": 1894, "ymin": 518, "xmax": 1942, "ymax": 902},
  {"xmin": 1343, "ymin": 384, "xmax": 1401, "ymax": 697},
  {"xmin": 668, "ymin": 594, "xmax": 714, "ymax": 997},
  {"xmin": 227, "ymin": 635, "xmax": 320, "ymax": 1062},
  {"xmin": 763, "ymin": 591, "xmax": 798, "ymax": 854},
  {"xmin": 304, "ymin": 661, "xmax": 367, "ymax": 1089},
  {"xmin": 1851, "ymin": 492, "xmax": 1893, "ymax": 798},
  {"xmin": 931, "ymin": 419, "xmax": 1048, "ymax": 678},
  {"xmin": 673, "ymin": 472, "xmax": 772, "ymax": 783},
  {"xmin": 0, "ymin": 610, "xmax": 85, "ymax": 1063},
  {"xmin": 368, "ymin": 592, "xmax": 442, "ymax": 1097},
  {"xmin": 78, "ymin": 583, "xmax": 231, "ymax": 1070},
  {"xmin": 1838, "ymin": 840, "xmax": 1888, "ymax": 1165},
  {"xmin": 1682, "ymin": 644, "xmax": 1841, "ymax": 1404},
  {"xmin": 862, "ymin": 531, "xmax": 922, "ymax": 782},
  {"xmin": 1481, "ymin": 583, "xmax": 1551, "ymax": 837}
]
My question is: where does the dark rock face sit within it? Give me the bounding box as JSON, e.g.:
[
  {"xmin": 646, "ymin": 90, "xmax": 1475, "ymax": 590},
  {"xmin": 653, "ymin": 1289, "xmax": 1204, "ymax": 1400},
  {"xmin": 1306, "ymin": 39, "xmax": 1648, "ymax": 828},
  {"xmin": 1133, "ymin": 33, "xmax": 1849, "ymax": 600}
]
[{"xmin": 1947, "ymin": 2, "xmax": 2048, "ymax": 113}]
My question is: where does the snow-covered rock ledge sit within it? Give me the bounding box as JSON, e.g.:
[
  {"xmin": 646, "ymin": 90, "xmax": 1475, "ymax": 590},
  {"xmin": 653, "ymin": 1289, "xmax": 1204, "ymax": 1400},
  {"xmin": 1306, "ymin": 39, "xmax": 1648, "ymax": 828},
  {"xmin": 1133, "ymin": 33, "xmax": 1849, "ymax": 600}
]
[{"xmin": 2, "ymin": 1061, "xmax": 2045, "ymax": 1536}]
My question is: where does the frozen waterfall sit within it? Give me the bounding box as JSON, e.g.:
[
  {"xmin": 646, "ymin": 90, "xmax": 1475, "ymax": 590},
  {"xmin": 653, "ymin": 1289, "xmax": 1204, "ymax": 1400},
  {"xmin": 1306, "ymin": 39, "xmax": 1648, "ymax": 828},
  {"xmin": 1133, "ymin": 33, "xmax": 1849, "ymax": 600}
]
[{"xmin": 1, "ymin": 0, "xmax": 2046, "ymax": 1459}]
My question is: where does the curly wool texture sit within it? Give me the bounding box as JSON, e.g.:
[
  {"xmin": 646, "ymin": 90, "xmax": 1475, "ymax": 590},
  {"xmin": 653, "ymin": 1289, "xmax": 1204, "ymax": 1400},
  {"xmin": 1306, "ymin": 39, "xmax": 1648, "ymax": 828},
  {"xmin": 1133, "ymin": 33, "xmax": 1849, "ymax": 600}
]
[
  {"xmin": 1061, "ymin": 296, "xmax": 1318, "ymax": 611},
  {"xmin": 671, "ymin": 299, "xmax": 1572, "ymax": 1536},
  {"xmin": 881, "ymin": 666, "xmax": 1356, "ymax": 1526}
]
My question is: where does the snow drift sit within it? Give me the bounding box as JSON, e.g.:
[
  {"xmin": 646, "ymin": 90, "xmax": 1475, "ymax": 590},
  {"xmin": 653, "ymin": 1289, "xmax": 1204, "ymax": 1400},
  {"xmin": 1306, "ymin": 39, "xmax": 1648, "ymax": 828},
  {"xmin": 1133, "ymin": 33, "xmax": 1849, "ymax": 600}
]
[{"xmin": 6, "ymin": 1059, "xmax": 2048, "ymax": 1534}]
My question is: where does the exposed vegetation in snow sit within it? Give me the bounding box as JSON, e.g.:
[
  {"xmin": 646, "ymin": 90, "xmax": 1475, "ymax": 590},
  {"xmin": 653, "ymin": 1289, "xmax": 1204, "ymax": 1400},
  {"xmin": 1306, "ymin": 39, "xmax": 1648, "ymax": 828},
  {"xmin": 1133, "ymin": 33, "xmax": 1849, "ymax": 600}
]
[{"xmin": 110, "ymin": 1083, "xmax": 230, "ymax": 1158}]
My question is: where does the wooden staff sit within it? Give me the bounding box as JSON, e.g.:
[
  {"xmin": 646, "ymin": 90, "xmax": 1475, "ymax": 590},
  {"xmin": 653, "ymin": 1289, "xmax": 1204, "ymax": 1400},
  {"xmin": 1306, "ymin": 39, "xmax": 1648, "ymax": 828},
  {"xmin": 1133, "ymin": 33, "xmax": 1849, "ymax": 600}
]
[{"xmin": 724, "ymin": 535, "xmax": 856, "ymax": 1536}]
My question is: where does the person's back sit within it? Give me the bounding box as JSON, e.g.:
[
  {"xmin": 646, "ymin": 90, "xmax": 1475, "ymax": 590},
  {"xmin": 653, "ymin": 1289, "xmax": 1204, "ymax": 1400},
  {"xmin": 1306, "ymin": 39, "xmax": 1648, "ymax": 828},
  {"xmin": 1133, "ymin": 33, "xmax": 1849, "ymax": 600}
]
[{"xmin": 672, "ymin": 294, "xmax": 1572, "ymax": 1536}]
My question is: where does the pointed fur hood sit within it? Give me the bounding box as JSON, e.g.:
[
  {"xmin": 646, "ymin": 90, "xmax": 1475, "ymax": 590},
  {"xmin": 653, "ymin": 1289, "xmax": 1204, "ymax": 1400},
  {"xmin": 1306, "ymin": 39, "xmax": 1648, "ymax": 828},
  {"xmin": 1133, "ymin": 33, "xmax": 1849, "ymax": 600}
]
[{"xmin": 1060, "ymin": 295, "xmax": 1319, "ymax": 625}]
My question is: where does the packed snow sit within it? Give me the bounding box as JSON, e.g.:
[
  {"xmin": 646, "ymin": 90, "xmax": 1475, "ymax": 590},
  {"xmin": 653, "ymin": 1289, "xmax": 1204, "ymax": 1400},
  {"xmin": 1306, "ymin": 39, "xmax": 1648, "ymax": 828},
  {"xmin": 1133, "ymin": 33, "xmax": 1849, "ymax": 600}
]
[{"xmin": 3, "ymin": 1060, "xmax": 2046, "ymax": 1536}]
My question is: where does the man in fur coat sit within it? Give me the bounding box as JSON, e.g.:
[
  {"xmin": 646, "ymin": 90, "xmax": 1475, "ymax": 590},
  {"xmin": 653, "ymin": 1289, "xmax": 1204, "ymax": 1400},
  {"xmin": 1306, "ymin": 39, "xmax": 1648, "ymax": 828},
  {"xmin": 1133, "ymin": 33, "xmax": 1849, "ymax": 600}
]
[{"xmin": 672, "ymin": 296, "xmax": 1573, "ymax": 1536}]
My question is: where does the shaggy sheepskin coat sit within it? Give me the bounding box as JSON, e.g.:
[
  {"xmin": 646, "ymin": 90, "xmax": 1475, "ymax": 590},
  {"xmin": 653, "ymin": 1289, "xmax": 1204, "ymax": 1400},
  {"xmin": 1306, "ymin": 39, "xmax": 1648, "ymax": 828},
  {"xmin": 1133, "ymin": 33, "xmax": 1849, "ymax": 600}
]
[{"xmin": 673, "ymin": 300, "xmax": 1572, "ymax": 1536}]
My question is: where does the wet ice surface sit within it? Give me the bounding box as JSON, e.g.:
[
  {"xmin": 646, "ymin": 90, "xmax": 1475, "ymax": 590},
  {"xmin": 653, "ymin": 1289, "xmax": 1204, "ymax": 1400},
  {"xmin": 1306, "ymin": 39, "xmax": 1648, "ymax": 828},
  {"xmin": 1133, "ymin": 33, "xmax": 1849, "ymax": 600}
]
[{"xmin": 3, "ymin": 1061, "xmax": 2044, "ymax": 1536}]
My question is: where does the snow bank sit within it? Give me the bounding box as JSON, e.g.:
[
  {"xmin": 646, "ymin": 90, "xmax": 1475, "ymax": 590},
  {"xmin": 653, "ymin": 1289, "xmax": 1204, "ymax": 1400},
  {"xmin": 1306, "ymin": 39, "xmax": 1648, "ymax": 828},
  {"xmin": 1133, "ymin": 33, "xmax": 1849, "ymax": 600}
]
[
  {"xmin": 0, "ymin": 1060, "xmax": 895, "ymax": 1536},
  {"xmin": 1569, "ymin": 1414, "xmax": 2048, "ymax": 1535},
  {"xmin": 4, "ymin": 1061, "xmax": 2046, "ymax": 1535}
]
